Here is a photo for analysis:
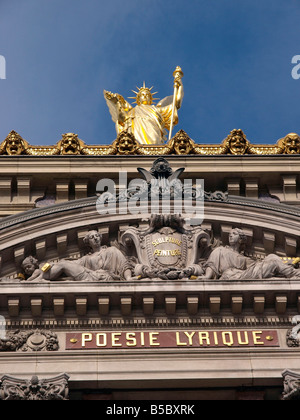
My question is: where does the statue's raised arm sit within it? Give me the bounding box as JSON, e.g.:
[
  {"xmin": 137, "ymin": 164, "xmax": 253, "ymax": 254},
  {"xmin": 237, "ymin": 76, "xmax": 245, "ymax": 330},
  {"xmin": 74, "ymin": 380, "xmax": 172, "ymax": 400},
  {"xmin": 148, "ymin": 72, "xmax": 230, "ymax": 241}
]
[{"xmin": 103, "ymin": 67, "xmax": 184, "ymax": 145}]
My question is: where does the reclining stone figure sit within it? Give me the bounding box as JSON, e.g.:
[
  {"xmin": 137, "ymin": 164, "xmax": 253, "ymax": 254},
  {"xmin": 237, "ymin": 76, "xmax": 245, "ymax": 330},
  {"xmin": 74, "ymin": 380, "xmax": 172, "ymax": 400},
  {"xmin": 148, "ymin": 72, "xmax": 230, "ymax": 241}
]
[
  {"xmin": 184, "ymin": 228, "xmax": 300, "ymax": 280},
  {"xmin": 21, "ymin": 230, "xmax": 133, "ymax": 283}
]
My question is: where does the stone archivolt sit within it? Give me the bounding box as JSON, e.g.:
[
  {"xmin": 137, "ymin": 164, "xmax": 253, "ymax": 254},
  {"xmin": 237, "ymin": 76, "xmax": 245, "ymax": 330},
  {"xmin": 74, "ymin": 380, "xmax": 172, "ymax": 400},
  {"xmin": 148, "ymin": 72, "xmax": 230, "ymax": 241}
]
[{"xmin": 1, "ymin": 129, "xmax": 300, "ymax": 156}]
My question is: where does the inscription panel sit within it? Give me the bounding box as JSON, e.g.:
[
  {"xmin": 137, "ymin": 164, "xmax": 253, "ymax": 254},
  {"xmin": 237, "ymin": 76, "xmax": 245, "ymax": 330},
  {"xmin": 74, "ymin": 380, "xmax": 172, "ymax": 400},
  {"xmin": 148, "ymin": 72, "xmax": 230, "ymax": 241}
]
[{"xmin": 66, "ymin": 329, "xmax": 279, "ymax": 350}]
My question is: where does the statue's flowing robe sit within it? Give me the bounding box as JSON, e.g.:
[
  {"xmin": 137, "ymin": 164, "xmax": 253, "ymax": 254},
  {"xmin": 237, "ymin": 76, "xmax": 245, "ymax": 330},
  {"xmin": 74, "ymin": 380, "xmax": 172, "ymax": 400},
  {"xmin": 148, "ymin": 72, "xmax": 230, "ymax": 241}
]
[
  {"xmin": 74, "ymin": 246, "xmax": 131, "ymax": 281},
  {"xmin": 104, "ymin": 91, "xmax": 179, "ymax": 145},
  {"xmin": 120, "ymin": 103, "xmax": 175, "ymax": 145},
  {"xmin": 204, "ymin": 246, "xmax": 300, "ymax": 280}
]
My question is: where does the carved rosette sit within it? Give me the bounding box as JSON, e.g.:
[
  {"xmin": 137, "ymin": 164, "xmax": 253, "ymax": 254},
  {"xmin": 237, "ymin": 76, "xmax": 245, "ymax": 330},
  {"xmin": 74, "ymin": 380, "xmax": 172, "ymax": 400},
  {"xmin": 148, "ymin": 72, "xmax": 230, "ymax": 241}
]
[
  {"xmin": 0, "ymin": 374, "xmax": 69, "ymax": 400},
  {"xmin": 0, "ymin": 329, "xmax": 59, "ymax": 352}
]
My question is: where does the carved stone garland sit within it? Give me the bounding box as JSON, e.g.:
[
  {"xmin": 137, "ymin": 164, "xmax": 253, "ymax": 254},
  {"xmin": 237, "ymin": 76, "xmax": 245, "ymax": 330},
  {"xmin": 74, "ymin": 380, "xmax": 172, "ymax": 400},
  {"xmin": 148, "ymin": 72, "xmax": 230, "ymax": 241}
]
[{"xmin": 0, "ymin": 329, "xmax": 59, "ymax": 352}]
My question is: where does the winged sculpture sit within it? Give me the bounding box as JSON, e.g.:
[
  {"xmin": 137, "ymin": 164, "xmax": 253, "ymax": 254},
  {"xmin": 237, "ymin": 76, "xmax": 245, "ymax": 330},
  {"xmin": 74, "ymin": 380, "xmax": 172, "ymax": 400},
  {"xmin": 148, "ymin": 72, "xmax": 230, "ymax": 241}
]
[{"xmin": 104, "ymin": 67, "xmax": 184, "ymax": 145}]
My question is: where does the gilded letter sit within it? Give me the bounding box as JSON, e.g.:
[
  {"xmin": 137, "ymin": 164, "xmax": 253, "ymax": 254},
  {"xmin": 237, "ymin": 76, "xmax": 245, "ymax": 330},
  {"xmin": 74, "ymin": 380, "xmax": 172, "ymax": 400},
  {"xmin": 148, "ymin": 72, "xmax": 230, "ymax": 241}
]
[
  {"xmin": 96, "ymin": 333, "xmax": 107, "ymax": 347},
  {"xmin": 176, "ymin": 332, "xmax": 187, "ymax": 346},
  {"xmin": 82, "ymin": 333, "xmax": 93, "ymax": 347},
  {"xmin": 222, "ymin": 332, "xmax": 234, "ymax": 347},
  {"xmin": 252, "ymin": 331, "xmax": 264, "ymax": 345},
  {"xmin": 213, "ymin": 331, "xmax": 219, "ymax": 346},
  {"xmin": 126, "ymin": 332, "xmax": 137, "ymax": 347},
  {"xmin": 149, "ymin": 332, "xmax": 160, "ymax": 346},
  {"xmin": 111, "ymin": 332, "xmax": 122, "ymax": 347},
  {"xmin": 198, "ymin": 332, "xmax": 210, "ymax": 346},
  {"xmin": 237, "ymin": 331, "xmax": 249, "ymax": 345},
  {"xmin": 184, "ymin": 331, "xmax": 195, "ymax": 345}
]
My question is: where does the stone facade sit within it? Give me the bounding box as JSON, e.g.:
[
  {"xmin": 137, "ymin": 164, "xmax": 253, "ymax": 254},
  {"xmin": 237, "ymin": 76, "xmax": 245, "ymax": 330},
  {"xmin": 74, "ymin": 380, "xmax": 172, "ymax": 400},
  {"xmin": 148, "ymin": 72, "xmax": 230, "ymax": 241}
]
[{"xmin": 1, "ymin": 131, "xmax": 300, "ymax": 400}]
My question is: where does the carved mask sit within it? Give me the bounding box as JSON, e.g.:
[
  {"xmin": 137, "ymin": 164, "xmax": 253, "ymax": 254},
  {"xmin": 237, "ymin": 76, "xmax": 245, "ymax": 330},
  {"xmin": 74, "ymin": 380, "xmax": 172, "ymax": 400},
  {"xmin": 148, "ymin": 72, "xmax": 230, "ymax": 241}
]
[
  {"xmin": 282, "ymin": 133, "xmax": 300, "ymax": 154},
  {"xmin": 60, "ymin": 133, "xmax": 81, "ymax": 154},
  {"xmin": 116, "ymin": 132, "xmax": 137, "ymax": 154},
  {"xmin": 174, "ymin": 134, "xmax": 193, "ymax": 155},
  {"xmin": 4, "ymin": 132, "xmax": 26, "ymax": 155},
  {"xmin": 228, "ymin": 132, "xmax": 248, "ymax": 155}
]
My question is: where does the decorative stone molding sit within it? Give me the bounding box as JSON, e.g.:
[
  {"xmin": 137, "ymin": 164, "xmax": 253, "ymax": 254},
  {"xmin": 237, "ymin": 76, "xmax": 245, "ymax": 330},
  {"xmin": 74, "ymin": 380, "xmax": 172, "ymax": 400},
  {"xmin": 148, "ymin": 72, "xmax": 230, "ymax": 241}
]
[
  {"xmin": 0, "ymin": 129, "xmax": 299, "ymax": 156},
  {"xmin": 282, "ymin": 370, "xmax": 300, "ymax": 400},
  {"xmin": 0, "ymin": 374, "xmax": 69, "ymax": 400},
  {"xmin": 0, "ymin": 281, "xmax": 299, "ymax": 326},
  {"xmin": 0, "ymin": 329, "xmax": 59, "ymax": 352},
  {"xmin": 2, "ymin": 313, "xmax": 296, "ymax": 330}
]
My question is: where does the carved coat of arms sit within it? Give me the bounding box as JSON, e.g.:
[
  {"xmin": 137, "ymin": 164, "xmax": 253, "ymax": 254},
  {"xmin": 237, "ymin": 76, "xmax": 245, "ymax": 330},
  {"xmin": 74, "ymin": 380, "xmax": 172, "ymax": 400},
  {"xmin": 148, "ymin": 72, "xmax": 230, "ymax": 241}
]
[{"xmin": 120, "ymin": 214, "xmax": 210, "ymax": 279}]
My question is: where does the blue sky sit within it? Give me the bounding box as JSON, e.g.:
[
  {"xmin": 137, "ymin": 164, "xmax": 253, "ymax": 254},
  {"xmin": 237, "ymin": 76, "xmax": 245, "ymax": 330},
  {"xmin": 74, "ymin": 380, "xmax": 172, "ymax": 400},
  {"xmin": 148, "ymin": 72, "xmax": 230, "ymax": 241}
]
[{"xmin": 0, "ymin": 0, "xmax": 300, "ymax": 146}]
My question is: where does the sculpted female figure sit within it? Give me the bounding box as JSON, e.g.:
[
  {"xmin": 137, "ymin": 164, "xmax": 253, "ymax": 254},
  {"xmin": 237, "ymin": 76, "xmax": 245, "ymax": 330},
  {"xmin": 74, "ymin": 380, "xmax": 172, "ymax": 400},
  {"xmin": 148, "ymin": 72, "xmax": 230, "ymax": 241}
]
[
  {"xmin": 22, "ymin": 230, "xmax": 133, "ymax": 282},
  {"xmin": 104, "ymin": 68, "xmax": 184, "ymax": 145},
  {"xmin": 195, "ymin": 228, "xmax": 300, "ymax": 280}
]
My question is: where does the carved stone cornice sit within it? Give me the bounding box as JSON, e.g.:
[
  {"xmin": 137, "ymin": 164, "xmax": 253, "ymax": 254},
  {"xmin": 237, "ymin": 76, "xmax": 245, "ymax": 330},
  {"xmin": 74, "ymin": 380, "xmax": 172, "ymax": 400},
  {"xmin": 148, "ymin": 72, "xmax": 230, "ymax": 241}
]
[
  {"xmin": 0, "ymin": 129, "xmax": 299, "ymax": 156},
  {"xmin": 0, "ymin": 374, "xmax": 69, "ymax": 400},
  {"xmin": 1, "ymin": 280, "xmax": 300, "ymax": 324}
]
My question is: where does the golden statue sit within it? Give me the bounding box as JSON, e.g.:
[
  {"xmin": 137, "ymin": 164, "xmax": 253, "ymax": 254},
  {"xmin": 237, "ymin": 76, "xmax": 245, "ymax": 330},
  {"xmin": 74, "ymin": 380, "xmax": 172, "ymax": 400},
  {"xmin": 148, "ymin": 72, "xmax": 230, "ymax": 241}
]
[{"xmin": 104, "ymin": 67, "xmax": 184, "ymax": 145}]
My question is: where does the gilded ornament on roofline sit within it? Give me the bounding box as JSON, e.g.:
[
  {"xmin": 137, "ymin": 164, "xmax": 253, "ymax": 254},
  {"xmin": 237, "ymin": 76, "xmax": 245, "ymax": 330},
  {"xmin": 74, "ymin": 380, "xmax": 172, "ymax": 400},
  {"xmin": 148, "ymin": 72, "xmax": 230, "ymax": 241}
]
[
  {"xmin": 112, "ymin": 131, "xmax": 139, "ymax": 155},
  {"xmin": 0, "ymin": 131, "xmax": 29, "ymax": 155},
  {"xmin": 278, "ymin": 132, "xmax": 300, "ymax": 154},
  {"xmin": 168, "ymin": 130, "xmax": 196, "ymax": 155},
  {"xmin": 0, "ymin": 129, "xmax": 300, "ymax": 156},
  {"xmin": 57, "ymin": 133, "xmax": 85, "ymax": 155},
  {"xmin": 222, "ymin": 129, "xmax": 250, "ymax": 155}
]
